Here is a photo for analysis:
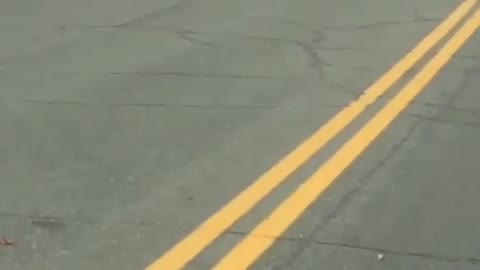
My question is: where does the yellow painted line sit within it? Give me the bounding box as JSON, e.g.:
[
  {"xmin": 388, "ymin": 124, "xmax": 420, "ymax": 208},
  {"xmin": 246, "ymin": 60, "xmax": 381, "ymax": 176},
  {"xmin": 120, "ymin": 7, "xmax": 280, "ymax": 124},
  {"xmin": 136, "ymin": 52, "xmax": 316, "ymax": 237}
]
[
  {"xmin": 213, "ymin": 8, "xmax": 480, "ymax": 270},
  {"xmin": 145, "ymin": 1, "xmax": 477, "ymax": 269}
]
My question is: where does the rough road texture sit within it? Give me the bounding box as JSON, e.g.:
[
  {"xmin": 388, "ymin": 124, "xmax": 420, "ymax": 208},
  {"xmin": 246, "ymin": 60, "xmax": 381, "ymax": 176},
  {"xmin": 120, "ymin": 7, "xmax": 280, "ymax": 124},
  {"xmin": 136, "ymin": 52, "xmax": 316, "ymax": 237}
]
[{"xmin": 1, "ymin": 0, "xmax": 479, "ymax": 269}]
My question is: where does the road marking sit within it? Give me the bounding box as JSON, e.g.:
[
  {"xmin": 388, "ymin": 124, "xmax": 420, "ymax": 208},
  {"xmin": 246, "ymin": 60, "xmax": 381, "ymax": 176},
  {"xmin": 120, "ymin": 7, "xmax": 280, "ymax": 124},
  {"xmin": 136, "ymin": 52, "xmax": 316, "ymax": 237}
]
[
  {"xmin": 213, "ymin": 8, "xmax": 480, "ymax": 270},
  {"xmin": 145, "ymin": 1, "xmax": 477, "ymax": 269}
]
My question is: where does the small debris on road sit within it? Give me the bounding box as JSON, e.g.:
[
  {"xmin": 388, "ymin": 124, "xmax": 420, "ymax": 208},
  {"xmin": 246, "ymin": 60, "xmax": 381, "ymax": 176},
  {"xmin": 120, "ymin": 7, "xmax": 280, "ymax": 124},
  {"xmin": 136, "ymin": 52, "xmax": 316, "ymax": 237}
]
[
  {"xmin": 377, "ymin": 253, "xmax": 384, "ymax": 261},
  {"xmin": 0, "ymin": 238, "xmax": 15, "ymax": 246}
]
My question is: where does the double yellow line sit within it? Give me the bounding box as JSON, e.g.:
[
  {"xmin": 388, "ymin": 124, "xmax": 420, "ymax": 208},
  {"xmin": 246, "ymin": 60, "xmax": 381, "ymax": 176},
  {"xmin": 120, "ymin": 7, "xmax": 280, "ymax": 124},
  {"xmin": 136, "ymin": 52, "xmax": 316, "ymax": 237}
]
[{"xmin": 147, "ymin": 1, "xmax": 480, "ymax": 269}]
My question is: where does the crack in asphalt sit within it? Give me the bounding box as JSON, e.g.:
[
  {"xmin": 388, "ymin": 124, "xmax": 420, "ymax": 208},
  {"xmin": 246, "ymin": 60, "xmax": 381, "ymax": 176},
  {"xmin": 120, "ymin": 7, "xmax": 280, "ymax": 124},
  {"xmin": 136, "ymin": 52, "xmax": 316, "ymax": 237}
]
[
  {"xmin": 0, "ymin": 70, "xmax": 277, "ymax": 80},
  {"xmin": 420, "ymin": 61, "xmax": 480, "ymax": 123},
  {"xmin": 207, "ymin": 47, "xmax": 480, "ymax": 270},
  {"xmin": 51, "ymin": 23, "xmax": 379, "ymax": 76},
  {"xmin": 0, "ymin": 97, "xmax": 346, "ymax": 111},
  {"xmin": 7, "ymin": 83, "xmax": 480, "ymax": 120},
  {"xmin": 175, "ymin": 29, "xmax": 216, "ymax": 46},
  {"xmin": 322, "ymin": 77, "xmax": 364, "ymax": 99},
  {"xmin": 256, "ymin": 64, "xmax": 480, "ymax": 268},
  {"xmin": 230, "ymin": 33, "xmax": 378, "ymax": 99},
  {"xmin": 0, "ymin": 211, "xmax": 156, "ymax": 228},
  {"xmin": 14, "ymin": 97, "xmax": 480, "ymax": 130},
  {"xmin": 454, "ymin": 55, "xmax": 480, "ymax": 61},
  {"xmin": 405, "ymin": 112, "xmax": 480, "ymax": 129},
  {"xmin": 322, "ymin": 17, "xmax": 441, "ymax": 31},
  {"xmin": 225, "ymin": 33, "xmax": 376, "ymax": 72},
  {"xmin": 250, "ymin": 16, "xmax": 440, "ymax": 33},
  {"xmin": 106, "ymin": 71, "xmax": 275, "ymax": 79},
  {"xmin": 211, "ymin": 34, "xmax": 331, "ymax": 73},
  {"xmin": 117, "ymin": 0, "xmax": 194, "ymax": 27},
  {"xmin": 226, "ymin": 230, "xmax": 480, "ymax": 266},
  {"xmin": 5, "ymin": 207, "xmax": 479, "ymax": 266},
  {"xmin": 17, "ymin": 99, "xmax": 286, "ymax": 111},
  {"xmin": 73, "ymin": 16, "xmax": 440, "ymax": 32},
  {"xmin": 413, "ymin": 100, "xmax": 480, "ymax": 116},
  {"xmin": 263, "ymin": 116, "xmax": 423, "ymax": 270}
]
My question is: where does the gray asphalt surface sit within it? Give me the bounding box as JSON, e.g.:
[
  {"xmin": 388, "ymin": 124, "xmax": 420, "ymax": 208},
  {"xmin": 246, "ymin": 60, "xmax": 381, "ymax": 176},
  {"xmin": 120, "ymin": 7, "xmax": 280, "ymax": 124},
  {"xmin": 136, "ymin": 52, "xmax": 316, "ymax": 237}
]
[
  {"xmin": 253, "ymin": 46, "xmax": 480, "ymax": 270},
  {"xmin": 1, "ymin": 0, "xmax": 479, "ymax": 269}
]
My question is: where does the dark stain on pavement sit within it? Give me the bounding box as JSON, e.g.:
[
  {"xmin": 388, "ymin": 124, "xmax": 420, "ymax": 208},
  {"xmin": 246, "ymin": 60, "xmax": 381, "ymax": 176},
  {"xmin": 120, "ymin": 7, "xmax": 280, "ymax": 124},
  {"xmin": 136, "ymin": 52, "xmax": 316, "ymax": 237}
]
[{"xmin": 30, "ymin": 217, "xmax": 67, "ymax": 231}]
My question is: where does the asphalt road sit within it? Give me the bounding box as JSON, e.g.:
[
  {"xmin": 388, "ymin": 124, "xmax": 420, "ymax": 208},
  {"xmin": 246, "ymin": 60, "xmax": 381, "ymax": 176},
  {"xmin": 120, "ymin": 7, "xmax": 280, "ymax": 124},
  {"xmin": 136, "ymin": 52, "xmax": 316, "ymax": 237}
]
[{"xmin": 1, "ymin": 0, "xmax": 480, "ymax": 269}]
